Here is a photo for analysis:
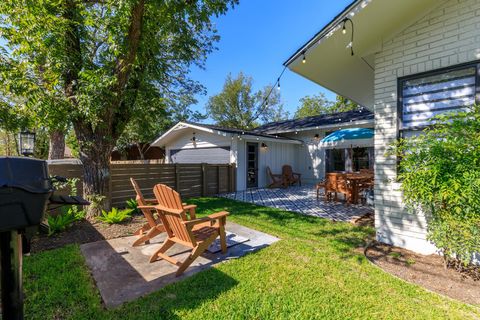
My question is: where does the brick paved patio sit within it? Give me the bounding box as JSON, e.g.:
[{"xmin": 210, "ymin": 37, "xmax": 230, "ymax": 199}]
[{"xmin": 219, "ymin": 186, "xmax": 372, "ymax": 222}]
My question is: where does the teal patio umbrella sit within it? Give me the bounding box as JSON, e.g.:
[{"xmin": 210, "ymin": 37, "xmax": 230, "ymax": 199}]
[{"xmin": 320, "ymin": 128, "xmax": 374, "ymax": 148}]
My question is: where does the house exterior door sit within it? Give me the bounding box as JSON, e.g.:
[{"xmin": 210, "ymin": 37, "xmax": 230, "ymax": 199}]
[{"xmin": 246, "ymin": 143, "xmax": 258, "ymax": 188}]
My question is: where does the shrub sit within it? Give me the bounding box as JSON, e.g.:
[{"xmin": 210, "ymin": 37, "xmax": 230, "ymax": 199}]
[
  {"xmin": 98, "ymin": 208, "xmax": 133, "ymax": 224},
  {"xmin": 125, "ymin": 198, "xmax": 140, "ymax": 215},
  {"xmin": 47, "ymin": 178, "xmax": 86, "ymax": 236},
  {"xmin": 47, "ymin": 206, "xmax": 86, "ymax": 236},
  {"xmin": 390, "ymin": 105, "xmax": 480, "ymax": 265}
]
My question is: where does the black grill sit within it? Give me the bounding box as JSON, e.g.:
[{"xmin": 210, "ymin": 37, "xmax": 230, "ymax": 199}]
[
  {"xmin": 0, "ymin": 157, "xmax": 88, "ymax": 320},
  {"xmin": 0, "ymin": 157, "xmax": 53, "ymax": 232}
]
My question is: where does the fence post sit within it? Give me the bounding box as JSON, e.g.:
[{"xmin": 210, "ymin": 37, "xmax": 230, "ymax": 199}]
[
  {"xmin": 108, "ymin": 163, "xmax": 113, "ymax": 209},
  {"xmin": 201, "ymin": 163, "xmax": 207, "ymax": 197},
  {"xmin": 231, "ymin": 164, "xmax": 236, "ymax": 192},
  {"xmin": 175, "ymin": 164, "xmax": 180, "ymax": 191},
  {"xmin": 216, "ymin": 166, "xmax": 220, "ymax": 195}
]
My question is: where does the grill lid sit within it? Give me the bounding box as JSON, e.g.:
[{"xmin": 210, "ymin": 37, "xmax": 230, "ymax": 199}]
[{"xmin": 0, "ymin": 157, "xmax": 53, "ymax": 194}]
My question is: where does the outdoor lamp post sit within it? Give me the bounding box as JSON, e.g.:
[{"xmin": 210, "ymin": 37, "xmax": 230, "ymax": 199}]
[{"xmin": 18, "ymin": 130, "xmax": 36, "ymax": 156}]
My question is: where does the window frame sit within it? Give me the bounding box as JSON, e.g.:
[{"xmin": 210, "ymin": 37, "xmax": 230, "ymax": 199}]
[{"xmin": 397, "ymin": 60, "xmax": 480, "ymax": 138}]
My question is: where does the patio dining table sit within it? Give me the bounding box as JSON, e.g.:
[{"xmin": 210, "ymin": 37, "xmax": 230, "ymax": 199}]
[
  {"xmin": 345, "ymin": 173, "xmax": 374, "ymax": 204},
  {"xmin": 325, "ymin": 172, "xmax": 374, "ymax": 205}
]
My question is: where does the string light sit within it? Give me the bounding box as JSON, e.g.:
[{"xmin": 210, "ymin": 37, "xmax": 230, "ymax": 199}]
[
  {"xmin": 342, "ymin": 17, "xmax": 354, "ymax": 56},
  {"xmin": 261, "ymin": 16, "xmax": 355, "ymax": 111}
]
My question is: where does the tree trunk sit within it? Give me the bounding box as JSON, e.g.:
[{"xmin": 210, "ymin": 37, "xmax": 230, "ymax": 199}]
[
  {"xmin": 76, "ymin": 134, "xmax": 114, "ymax": 218},
  {"xmin": 48, "ymin": 130, "xmax": 65, "ymax": 160}
]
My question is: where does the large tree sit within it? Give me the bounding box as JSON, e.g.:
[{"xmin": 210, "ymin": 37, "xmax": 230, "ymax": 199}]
[
  {"xmin": 206, "ymin": 72, "xmax": 288, "ymax": 130},
  {"xmin": 0, "ymin": 0, "xmax": 237, "ymax": 217},
  {"xmin": 293, "ymin": 94, "xmax": 358, "ymax": 119},
  {"xmin": 293, "ymin": 93, "xmax": 332, "ymax": 118}
]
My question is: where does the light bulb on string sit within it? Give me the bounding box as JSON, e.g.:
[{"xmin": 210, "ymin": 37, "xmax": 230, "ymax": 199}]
[
  {"xmin": 277, "ymin": 78, "xmax": 280, "ymax": 91},
  {"xmin": 302, "ymin": 51, "xmax": 306, "ymax": 64}
]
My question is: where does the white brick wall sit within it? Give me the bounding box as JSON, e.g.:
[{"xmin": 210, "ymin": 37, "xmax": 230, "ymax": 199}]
[{"xmin": 374, "ymin": 0, "xmax": 480, "ymax": 254}]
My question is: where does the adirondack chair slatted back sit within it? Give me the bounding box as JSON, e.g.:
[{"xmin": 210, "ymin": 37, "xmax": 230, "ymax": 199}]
[
  {"xmin": 130, "ymin": 178, "xmax": 146, "ymax": 206},
  {"xmin": 130, "ymin": 177, "xmax": 159, "ymax": 228},
  {"xmin": 282, "ymin": 165, "xmax": 293, "ymax": 178},
  {"xmin": 153, "ymin": 184, "xmax": 192, "ymax": 244}
]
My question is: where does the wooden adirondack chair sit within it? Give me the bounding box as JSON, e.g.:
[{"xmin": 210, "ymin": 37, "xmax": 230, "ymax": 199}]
[
  {"xmin": 282, "ymin": 165, "xmax": 302, "ymax": 186},
  {"xmin": 130, "ymin": 178, "xmax": 165, "ymax": 247},
  {"xmin": 130, "ymin": 178, "xmax": 197, "ymax": 247},
  {"xmin": 267, "ymin": 166, "xmax": 283, "ymax": 188},
  {"xmin": 145, "ymin": 184, "xmax": 228, "ymax": 277}
]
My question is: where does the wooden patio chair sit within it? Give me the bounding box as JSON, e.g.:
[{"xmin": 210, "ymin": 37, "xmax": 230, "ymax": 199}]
[
  {"xmin": 336, "ymin": 175, "xmax": 353, "ymax": 205},
  {"xmin": 130, "ymin": 178, "xmax": 197, "ymax": 247},
  {"xmin": 282, "ymin": 165, "xmax": 302, "ymax": 186},
  {"xmin": 315, "ymin": 178, "xmax": 327, "ymax": 200},
  {"xmin": 146, "ymin": 184, "xmax": 228, "ymax": 277},
  {"xmin": 267, "ymin": 166, "xmax": 284, "ymax": 188}
]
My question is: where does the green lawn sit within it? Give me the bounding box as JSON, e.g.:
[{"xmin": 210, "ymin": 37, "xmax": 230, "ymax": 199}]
[{"xmin": 24, "ymin": 198, "xmax": 480, "ymax": 319}]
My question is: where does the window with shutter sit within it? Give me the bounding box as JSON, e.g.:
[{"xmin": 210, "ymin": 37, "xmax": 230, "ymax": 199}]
[{"xmin": 398, "ymin": 62, "xmax": 479, "ymax": 137}]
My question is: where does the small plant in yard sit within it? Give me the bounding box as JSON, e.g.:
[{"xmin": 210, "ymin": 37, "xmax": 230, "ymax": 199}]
[
  {"xmin": 98, "ymin": 208, "xmax": 133, "ymax": 224},
  {"xmin": 389, "ymin": 105, "xmax": 480, "ymax": 268},
  {"xmin": 47, "ymin": 206, "xmax": 86, "ymax": 236},
  {"xmin": 389, "ymin": 252, "xmax": 402, "ymax": 260},
  {"xmin": 125, "ymin": 199, "xmax": 140, "ymax": 215},
  {"xmin": 47, "ymin": 178, "xmax": 86, "ymax": 236}
]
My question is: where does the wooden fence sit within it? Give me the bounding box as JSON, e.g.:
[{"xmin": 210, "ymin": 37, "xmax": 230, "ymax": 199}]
[{"xmin": 47, "ymin": 161, "xmax": 236, "ymax": 208}]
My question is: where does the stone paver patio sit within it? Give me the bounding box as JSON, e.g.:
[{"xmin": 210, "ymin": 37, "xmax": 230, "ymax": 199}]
[
  {"xmin": 219, "ymin": 186, "xmax": 372, "ymax": 222},
  {"xmin": 81, "ymin": 221, "xmax": 279, "ymax": 308}
]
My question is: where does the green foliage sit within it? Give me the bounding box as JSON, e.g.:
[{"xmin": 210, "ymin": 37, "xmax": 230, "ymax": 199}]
[
  {"xmin": 0, "ymin": 129, "xmax": 19, "ymax": 156},
  {"xmin": 24, "ymin": 199, "xmax": 479, "ymax": 319},
  {"xmin": 98, "ymin": 208, "xmax": 133, "ymax": 224},
  {"xmin": 125, "ymin": 198, "xmax": 140, "ymax": 215},
  {"xmin": 47, "ymin": 177, "xmax": 85, "ymax": 235},
  {"xmin": 0, "ymin": 0, "xmax": 238, "ymax": 211},
  {"xmin": 293, "ymin": 94, "xmax": 359, "ymax": 119},
  {"xmin": 330, "ymin": 95, "xmax": 358, "ymax": 113},
  {"xmin": 294, "ymin": 93, "xmax": 332, "ymax": 118},
  {"xmin": 47, "ymin": 206, "xmax": 85, "ymax": 236},
  {"xmin": 206, "ymin": 72, "xmax": 289, "ymax": 129},
  {"xmin": 390, "ymin": 105, "xmax": 480, "ymax": 265}
]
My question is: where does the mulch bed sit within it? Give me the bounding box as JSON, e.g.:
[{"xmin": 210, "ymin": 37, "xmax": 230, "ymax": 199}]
[
  {"xmin": 365, "ymin": 241, "xmax": 480, "ymax": 305},
  {"xmin": 30, "ymin": 215, "xmax": 147, "ymax": 254}
]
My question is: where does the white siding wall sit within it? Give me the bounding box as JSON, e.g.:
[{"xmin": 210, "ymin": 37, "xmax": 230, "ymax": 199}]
[
  {"xmin": 257, "ymin": 141, "xmax": 299, "ymax": 188},
  {"xmin": 164, "ymin": 129, "xmax": 231, "ymax": 163},
  {"xmin": 236, "ymin": 139, "xmax": 246, "ymax": 191},
  {"xmin": 283, "ymin": 131, "xmax": 326, "ymax": 184},
  {"xmin": 374, "ymin": 0, "xmax": 480, "ymax": 254}
]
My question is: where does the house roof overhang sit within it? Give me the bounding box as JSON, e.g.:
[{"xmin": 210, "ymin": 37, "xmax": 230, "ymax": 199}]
[
  {"xmin": 151, "ymin": 122, "xmax": 303, "ymax": 148},
  {"xmin": 284, "ymin": 0, "xmax": 443, "ymax": 108}
]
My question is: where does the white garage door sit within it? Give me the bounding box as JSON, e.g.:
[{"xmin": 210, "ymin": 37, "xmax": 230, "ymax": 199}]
[{"xmin": 170, "ymin": 147, "xmax": 230, "ymax": 164}]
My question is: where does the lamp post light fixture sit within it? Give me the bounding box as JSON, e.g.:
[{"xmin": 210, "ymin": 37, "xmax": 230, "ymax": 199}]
[{"xmin": 18, "ymin": 130, "xmax": 36, "ymax": 156}]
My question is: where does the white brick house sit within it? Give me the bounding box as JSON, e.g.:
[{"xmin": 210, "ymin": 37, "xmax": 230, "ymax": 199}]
[{"xmin": 285, "ymin": 0, "xmax": 480, "ymax": 254}]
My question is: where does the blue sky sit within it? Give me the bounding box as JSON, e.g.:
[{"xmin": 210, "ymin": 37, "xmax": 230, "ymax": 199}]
[{"xmin": 189, "ymin": 0, "xmax": 353, "ymax": 121}]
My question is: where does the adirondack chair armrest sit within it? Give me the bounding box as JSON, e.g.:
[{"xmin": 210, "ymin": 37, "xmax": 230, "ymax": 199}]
[
  {"xmin": 207, "ymin": 211, "xmax": 229, "ymax": 220},
  {"xmin": 182, "ymin": 204, "xmax": 197, "ymax": 210},
  {"xmin": 293, "ymin": 172, "xmax": 301, "ymax": 177},
  {"xmin": 144, "ymin": 198, "xmax": 158, "ymax": 204},
  {"xmin": 139, "ymin": 204, "xmax": 184, "ymax": 215},
  {"xmin": 183, "ymin": 217, "xmax": 214, "ymax": 229},
  {"xmin": 183, "ymin": 211, "xmax": 228, "ymax": 229}
]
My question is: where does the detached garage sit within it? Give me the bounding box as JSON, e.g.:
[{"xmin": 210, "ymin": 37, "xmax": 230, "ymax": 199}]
[
  {"xmin": 150, "ymin": 122, "xmax": 302, "ymax": 191},
  {"xmin": 170, "ymin": 146, "xmax": 230, "ymax": 164}
]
